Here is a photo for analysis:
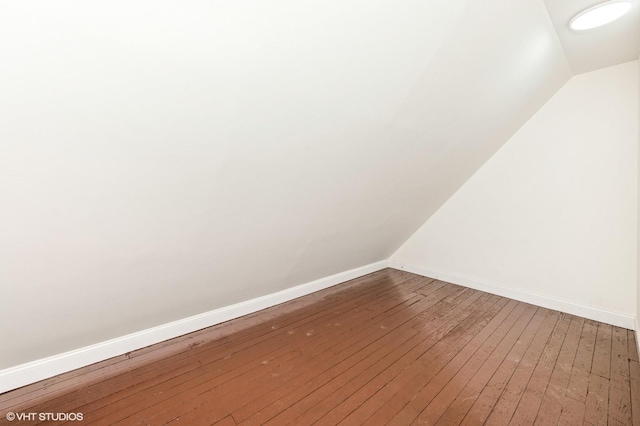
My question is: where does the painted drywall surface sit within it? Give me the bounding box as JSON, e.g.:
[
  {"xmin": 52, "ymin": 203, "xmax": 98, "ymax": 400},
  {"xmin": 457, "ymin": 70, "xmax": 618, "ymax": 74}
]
[
  {"xmin": 393, "ymin": 61, "xmax": 639, "ymax": 318},
  {"xmin": 543, "ymin": 0, "xmax": 640, "ymax": 74},
  {"xmin": 637, "ymin": 50, "xmax": 640, "ymax": 338},
  {"xmin": 0, "ymin": 0, "xmax": 569, "ymax": 369},
  {"xmin": 377, "ymin": 0, "xmax": 571, "ymax": 252}
]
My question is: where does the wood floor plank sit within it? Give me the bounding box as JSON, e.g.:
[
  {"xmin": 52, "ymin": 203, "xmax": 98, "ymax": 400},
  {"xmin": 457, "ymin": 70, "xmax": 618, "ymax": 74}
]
[
  {"xmin": 608, "ymin": 385, "xmax": 632, "ymax": 425},
  {"xmin": 260, "ymin": 295, "xmax": 505, "ymax": 426},
  {"xmin": 214, "ymin": 415, "xmax": 237, "ymax": 426},
  {"xmin": 629, "ymin": 360, "xmax": 640, "ymax": 426},
  {"xmin": 591, "ymin": 322, "xmax": 612, "ymax": 379},
  {"xmin": 533, "ymin": 316, "xmax": 585, "ymax": 425},
  {"xmin": 134, "ymin": 286, "xmax": 459, "ymax": 424},
  {"xmin": 610, "ymin": 326, "xmax": 630, "ymax": 391},
  {"xmin": 628, "ymin": 330, "xmax": 639, "ymax": 363},
  {"xmin": 584, "ymin": 373, "xmax": 609, "ymax": 426},
  {"xmin": 86, "ymin": 293, "xmax": 428, "ymax": 425},
  {"xmin": 356, "ymin": 296, "xmax": 507, "ymax": 426},
  {"xmin": 384, "ymin": 301, "xmax": 527, "ymax": 425},
  {"xmin": 432, "ymin": 305, "xmax": 539, "ymax": 426},
  {"xmin": 319, "ymin": 299, "xmax": 519, "ymax": 426},
  {"xmin": 395, "ymin": 300, "xmax": 525, "ymax": 425},
  {"xmin": 198, "ymin": 284, "xmax": 468, "ymax": 419},
  {"xmin": 457, "ymin": 309, "xmax": 551, "ymax": 426},
  {"xmin": 558, "ymin": 396, "xmax": 586, "ymax": 425},
  {"xmin": 506, "ymin": 312, "xmax": 572, "ymax": 425},
  {"xmin": 174, "ymin": 325, "xmax": 424, "ymax": 425},
  {"xmin": 477, "ymin": 310, "xmax": 561, "ymax": 425},
  {"xmin": 330, "ymin": 292, "xmax": 504, "ymax": 426},
  {"xmin": 288, "ymin": 328, "xmax": 428, "ymax": 426},
  {"xmin": 232, "ymin": 285, "xmax": 480, "ymax": 425},
  {"xmin": 609, "ymin": 326, "xmax": 632, "ymax": 425},
  {"xmin": 1, "ymin": 269, "xmax": 638, "ymax": 426},
  {"xmin": 566, "ymin": 319, "xmax": 598, "ymax": 403}
]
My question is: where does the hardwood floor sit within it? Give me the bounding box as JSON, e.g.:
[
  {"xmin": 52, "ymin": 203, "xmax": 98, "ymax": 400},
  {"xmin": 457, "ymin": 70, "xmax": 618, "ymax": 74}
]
[{"xmin": 1, "ymin": 269, "xmax": 639, "ymax": 425}]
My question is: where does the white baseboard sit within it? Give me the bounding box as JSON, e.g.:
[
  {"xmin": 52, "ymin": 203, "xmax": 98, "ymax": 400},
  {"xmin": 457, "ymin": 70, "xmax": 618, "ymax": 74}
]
[
  {"xmin": 635, "ymin": 318, "xmax": 640, "ymax": 358},
  {"xmin": 0, "ymin": 260, "xmax": 389, "ymax": 395},
  {"xmin": 389, "ymin": 260, "xmax": 635, "ymax": 330}
]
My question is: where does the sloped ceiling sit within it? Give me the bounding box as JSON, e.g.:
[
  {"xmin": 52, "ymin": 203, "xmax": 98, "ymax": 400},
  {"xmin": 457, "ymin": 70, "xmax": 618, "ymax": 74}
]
[
  {"xmin": 0, "ymin": 0, "xmax": 570, "ymax": 368},
  {"xmin": 543, "ymin": 0, "xmax": 640, "ymax": 74}
]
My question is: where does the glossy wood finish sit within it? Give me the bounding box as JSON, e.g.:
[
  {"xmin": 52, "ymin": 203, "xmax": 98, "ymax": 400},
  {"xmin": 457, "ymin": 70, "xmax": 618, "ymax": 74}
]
[{"xmin": 1, "ymin": 269, "xmax": 638, "ymax": 425}]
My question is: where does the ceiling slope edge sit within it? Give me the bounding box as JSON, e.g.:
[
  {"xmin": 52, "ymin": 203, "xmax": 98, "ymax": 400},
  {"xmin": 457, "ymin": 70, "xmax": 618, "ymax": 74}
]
[
  {"xmin": 543, "ymin": 0, "xmax": 640, "ymax": 74},
  {"xmin": 377, "ymin": 0, "xmax": 572, "ymax": 257}
]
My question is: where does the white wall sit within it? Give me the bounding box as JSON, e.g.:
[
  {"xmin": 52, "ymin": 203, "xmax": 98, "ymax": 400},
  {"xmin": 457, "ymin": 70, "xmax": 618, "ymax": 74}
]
[
  {"xmin": 393, "ymin": 61, "xmax": 639, "ymax": 325},
  {"xmin": 0, "ymin": 0, "xmax": 569, "ymax": 370},
  {"xmin": 637, "ymin": 51, "xmax": 640, "ymax": 338}
]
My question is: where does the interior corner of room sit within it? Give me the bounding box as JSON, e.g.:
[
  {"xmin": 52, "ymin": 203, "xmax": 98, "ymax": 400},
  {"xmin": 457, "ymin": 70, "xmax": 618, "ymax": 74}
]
[{"xmin": 0, "ymin": 0, "xmax": 639, "ymax": 423}]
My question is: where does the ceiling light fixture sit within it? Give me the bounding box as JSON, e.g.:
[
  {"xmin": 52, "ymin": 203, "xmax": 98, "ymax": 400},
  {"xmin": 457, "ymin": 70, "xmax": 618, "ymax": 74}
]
[{"xmin": 569, "ymin": 0, "xmax": 633, "ymax": 30}]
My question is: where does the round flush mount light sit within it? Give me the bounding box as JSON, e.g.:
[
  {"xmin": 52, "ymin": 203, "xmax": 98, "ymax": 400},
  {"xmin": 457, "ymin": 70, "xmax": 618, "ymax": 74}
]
[{"xmin": 569, "ymin": 0, "xmax": 633, "ymax": 30}]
